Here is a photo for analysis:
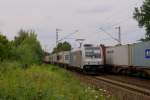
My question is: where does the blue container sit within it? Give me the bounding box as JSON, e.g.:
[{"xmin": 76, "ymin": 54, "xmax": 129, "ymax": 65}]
[{"xmin": 131, "ymin": 41, "xmax": 150, "ymax": 68}]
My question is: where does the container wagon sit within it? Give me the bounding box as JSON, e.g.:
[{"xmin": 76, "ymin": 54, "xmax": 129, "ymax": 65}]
[
  {"xmin": 57, "ymin": 51, "xmax": 70, "ymax": 67},
  {"xmin": 105, "ymin": 41, "xmax": 150, "ymax": 77},
  {"xmin": 105, "ymin": 44, "xmax": 132, "ymax": 73}
]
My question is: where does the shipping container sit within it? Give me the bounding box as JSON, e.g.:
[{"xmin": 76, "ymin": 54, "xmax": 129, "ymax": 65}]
[
  {"xmin": 106, "ymin": 45, "xmax": 132, "ymax": 67},
  {"xmin": 131, "ymin": 41, "xmax": 150, "ymax": 68}
]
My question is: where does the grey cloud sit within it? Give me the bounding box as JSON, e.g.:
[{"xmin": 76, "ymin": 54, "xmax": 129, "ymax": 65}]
[
  {"xmin": 0, "ymin": 0, "xmax": 145, "ymax": 52},
  {"xmin": 0, "ymin": 20, "xmax": 5, "ymax": 27},
  {"xmin": 76, "ymin": 6, "xmax": 113, "ymax": 14}
]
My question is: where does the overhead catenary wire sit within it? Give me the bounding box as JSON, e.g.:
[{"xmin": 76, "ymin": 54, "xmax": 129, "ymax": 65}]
[
  {"xmin": 99, "ymin": 27, "xmax": 119, "ymax": 42},
  {"xmin": 58, "ymin": 30, "xmax": 78, "ymax": 42},
  {"xmin": 97, "ymin": 0, "xmax": 143, "ymax": 44},
  {"xmin": 99, "ymin": 0, "xmax": 142, "ymax": 28},
  {"xmin": 50, "ymin": 0, "xmax": 143, "ymax": 51}
]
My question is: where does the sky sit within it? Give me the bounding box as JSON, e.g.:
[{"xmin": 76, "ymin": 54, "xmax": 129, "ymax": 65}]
[{"xmin": 0, "ymin": 0, "xmax": 145, "ymax": 52}]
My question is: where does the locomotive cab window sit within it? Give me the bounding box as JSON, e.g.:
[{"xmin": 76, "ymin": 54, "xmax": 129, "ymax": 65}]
[{"xmin": 85, "ymin": 47, "xmax": 101, "ymax": 58}]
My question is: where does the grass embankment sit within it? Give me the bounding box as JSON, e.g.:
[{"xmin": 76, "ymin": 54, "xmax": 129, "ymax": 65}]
[{"xmin": 0, "ymin": 61, "xmax": 114, "ymax": 100}]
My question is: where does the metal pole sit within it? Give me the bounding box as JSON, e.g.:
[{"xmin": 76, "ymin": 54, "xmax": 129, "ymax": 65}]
[
  {"xmin": 44, "ymin": 45, "xmax": 47, "ymax": 52},
  {"xmin": 119, "ymin": 26, "xmax": 121, "ymax": 45},
  {"xmin": 116, "ymin": 26, "xmax": 121, "ymax": 45},
  {"xmin": 76, "ymin": 39, "xmax": 85, "ymax": 48},
  {"xmin": 79, "ymin": 42, "xmax": 82, "ymax": 48},
  {"xmin": 56, "ymin": 29, "xmax": 59, "ymax": 46}
]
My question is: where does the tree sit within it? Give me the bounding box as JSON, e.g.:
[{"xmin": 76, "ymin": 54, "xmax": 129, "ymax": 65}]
[
  {"xmin": 14, "ymin": 29, "xmax": 29, "ymax": 46},
  {"xmin": 133, "ymin": 0, "xmax": 150, "ymax": 41},
  {"xmin": 14, "ymin": 30, "xmax": 44, "ymax": 67},
  {"xmin": 52, "ymin": 41, "xmax": 71, "ymax": 53},
  {"xmin": 62, "ymin": 41, "xmax": 72, "ymax": 51},
  {"xmin": 0, "ymin": 34, "xmax": 11, "ymax": 61}
]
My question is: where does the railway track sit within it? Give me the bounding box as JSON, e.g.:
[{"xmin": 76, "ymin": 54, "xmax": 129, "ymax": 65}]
[
  {"xmin": 72, "ymin": 71, "xmax": 150, "ymax": 100},
  {"xmin": 95, "ymin": 76, "xmax": 150, "ymax": 96},
  {"xmin": 45, "ymin": 63, "xmax": 150, "ymax": 99},
  {"xmin": 63, "ymin": 66, "xmax": 150, "ymax": 96},
  {"xmin": 98, "ymin": 75, "xmax": 150, "ymax": 90}
]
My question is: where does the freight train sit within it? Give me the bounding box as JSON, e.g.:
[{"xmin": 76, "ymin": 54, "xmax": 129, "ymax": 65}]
[
  {"xmin": 48, "ymin": 44, "xmax": 104, "ymax": 73},
  {"xmin": 45, "ymin": 41, "xmax": 150, "ymax": 77}
]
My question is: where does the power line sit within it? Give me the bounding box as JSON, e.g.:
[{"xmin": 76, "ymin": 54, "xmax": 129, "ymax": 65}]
[
  {"xmin": 99, "ymin": 0, "xmax": 141, "ymax": 28},
  {"xmin": 110, "ymin": 17, "xmax": 132, "ymax": 27},
  {"xmin": 58, "ymin": 30, "xmax": 78, "ymax": 42},
  {"xmin": 97, "ymin": 1, "xmax": 142, "ymax": 44},
  {"xmin": 99, "ymin": 27, "xmax": 119, "ymax": 42}
]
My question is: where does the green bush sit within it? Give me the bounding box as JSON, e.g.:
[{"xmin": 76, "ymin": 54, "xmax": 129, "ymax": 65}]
[
  {"xmin": 13, "ymin": 30, "xmax": 44, "ymax": 67},
  {"xmin": 16, "ymin": 37, "xmax": 43, "ymax": 68},
  {"xmin": 0, "ymin": 63, "xmax": 115, "ymax": 100},
  {"xmin": 0, "ymin": 34, "xmax": 11, "ymax": 61},
  {"xmin": 0, "ymin": 30, "xmax": 44, "ymax": 68}
]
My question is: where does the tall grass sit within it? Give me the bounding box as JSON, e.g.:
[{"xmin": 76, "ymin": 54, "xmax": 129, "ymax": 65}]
[{"xmin": 0, "ymin": 62, "xmax": 115, "ymax": 100}]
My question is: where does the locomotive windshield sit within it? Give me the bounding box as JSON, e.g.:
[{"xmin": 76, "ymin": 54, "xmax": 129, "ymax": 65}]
[{"xmin": 85, "ymin": 47, "xmax": 101, "ymax": 58}]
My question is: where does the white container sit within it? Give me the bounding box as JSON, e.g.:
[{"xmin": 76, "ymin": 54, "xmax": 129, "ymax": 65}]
[{"xmin": 106, "ymin": 45, "xmax": 131, "ymax": 66}]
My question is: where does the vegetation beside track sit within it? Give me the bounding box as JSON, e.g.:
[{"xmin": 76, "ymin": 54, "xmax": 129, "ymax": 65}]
[
  {"xmin": 0, "ymin": 61, "xmax": 114, "ymax": 100},
  {"xmin": 0, "ymin": 29, "xmax": 114, "ymax": 100}
]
